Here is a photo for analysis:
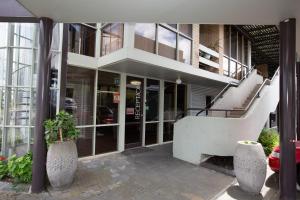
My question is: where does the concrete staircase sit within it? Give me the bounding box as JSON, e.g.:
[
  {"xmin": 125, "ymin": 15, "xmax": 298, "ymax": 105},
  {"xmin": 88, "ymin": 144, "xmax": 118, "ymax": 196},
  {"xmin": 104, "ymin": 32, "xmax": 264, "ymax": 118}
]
[{"xmin": 228, "ymin": 84, "xmax": 262, "ymax": 118}]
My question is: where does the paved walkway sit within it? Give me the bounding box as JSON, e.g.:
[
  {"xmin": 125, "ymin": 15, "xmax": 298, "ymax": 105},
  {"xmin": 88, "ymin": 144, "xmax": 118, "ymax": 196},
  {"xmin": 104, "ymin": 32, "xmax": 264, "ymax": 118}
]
[{"xmin": 0, "ymin": 143, "xmax": 298, "ymax": 200}]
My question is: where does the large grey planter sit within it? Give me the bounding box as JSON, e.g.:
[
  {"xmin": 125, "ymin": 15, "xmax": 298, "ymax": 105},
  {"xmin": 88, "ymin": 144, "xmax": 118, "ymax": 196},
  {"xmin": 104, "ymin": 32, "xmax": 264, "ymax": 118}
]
[
  {"xmin": 46, "ymin": 140, "xmax": 78, "ymax": 189},
  {"xmin": 234, "ymin": 141, "xmax": 266, "ymax": 194}
]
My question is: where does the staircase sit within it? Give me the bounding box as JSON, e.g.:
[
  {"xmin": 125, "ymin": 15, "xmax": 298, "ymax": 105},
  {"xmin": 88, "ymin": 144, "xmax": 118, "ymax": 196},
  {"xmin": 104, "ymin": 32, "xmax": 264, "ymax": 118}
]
[{"xmin": 173, "ymin": 68, "xmax": 279, "ymax": 165}]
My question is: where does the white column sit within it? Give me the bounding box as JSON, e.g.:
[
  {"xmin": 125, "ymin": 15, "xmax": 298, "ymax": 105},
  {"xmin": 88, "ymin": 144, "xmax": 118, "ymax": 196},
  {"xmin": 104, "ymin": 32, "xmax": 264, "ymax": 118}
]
[
  {"xmin": 95, "ymin": 23, "xmax": 101, "ymax": 58},
  {"xmin": 118, "ymin": 73, "xmax": 126, "ymax": 152},
  {"xmin": 158, "ymin": 80, "xmax": 164, "ymax": 144},
  {"xmin": 123, "ymin": 23, "xmax": 135, "ymax": 49}
]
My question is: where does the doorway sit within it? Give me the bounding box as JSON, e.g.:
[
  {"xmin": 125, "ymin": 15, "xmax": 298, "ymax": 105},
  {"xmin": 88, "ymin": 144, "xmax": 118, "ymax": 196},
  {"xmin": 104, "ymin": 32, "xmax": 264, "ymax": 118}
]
[{"xmin": 125, "ymin": 76, "xmax": 144, "ymax": 149}]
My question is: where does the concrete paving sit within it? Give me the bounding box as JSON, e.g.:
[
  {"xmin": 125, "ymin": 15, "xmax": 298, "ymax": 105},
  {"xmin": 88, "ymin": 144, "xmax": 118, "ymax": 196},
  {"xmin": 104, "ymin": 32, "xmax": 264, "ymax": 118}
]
[{"xmin": 0, "ymin": 143, "xmax": 235, "ymax": 200}]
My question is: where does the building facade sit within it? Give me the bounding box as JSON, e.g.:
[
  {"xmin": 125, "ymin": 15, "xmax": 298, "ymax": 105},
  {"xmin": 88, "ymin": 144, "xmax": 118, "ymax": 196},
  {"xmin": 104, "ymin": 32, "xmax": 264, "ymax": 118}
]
[{"xmin": 0, "ymin": 22, "xmax": 252, "ymax": 158}]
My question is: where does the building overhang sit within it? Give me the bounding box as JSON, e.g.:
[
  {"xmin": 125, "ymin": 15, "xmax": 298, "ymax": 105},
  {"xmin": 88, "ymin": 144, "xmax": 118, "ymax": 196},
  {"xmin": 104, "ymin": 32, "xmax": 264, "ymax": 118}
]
[{"xmin": 97, "ymin": 48, "xmax": 237, "ymax": 87}]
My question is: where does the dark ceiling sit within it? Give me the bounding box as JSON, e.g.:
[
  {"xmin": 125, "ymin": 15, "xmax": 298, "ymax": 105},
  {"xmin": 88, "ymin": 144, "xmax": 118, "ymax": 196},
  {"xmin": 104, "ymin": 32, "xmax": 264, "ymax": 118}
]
[{"xmin": 236, "ymin": 25, "xmax": 279, "ymax": 74}]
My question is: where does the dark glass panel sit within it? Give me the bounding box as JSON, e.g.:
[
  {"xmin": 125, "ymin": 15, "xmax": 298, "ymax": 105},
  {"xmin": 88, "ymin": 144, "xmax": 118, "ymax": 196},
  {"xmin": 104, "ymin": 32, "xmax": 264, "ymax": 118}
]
[
  {"xmin": 76, "ymin": 127, "xmax": 93, "ymax": 157},
  {"xmin": 145, "ymin": 123, "xmax": 158, "ymax": 145},
  {"xmin": 146, "ymin": 79, "xmax": 159, "ymax": 121},
  {"xmin": 164, "ymin": 82, "xmax": 175, "ymax": 120},
  {"xmin": 134, "ymin": 23, "xmax": 156, "ymax": 53},
  {"xmin": 66, "ymin": 66, "xmax": 95, "ymax": 125},
  {"xmin": 163, "ymin": 122, "xmax": 174, "ymax": 142},
  {"xmin": 167, "ymin": 24, "xmax": 177, "ymax": 29},
  {"xmin": 95, "ymin": 126, "xmax": 118, "ymax": 154},
  {"xmin": 179, "ymin": 24, "xmax": 192, "ymax": 37},
  {"xmin": 177, "ymin": 84, "xmax": 186, "ymax": 118},
  {"xmin": 97, "ymin": 71, "xmax": 120, "ymax": 124},
  {"xmin": 238, "ymin": 33, "xmax": 243, "ymax": 62},
  {"xmin": 243, "ymin": 38, "xmax": 248, "ymax": 65},
  {"xmin": 68, "ymin": 24, "xmax": 80, "ymax": 53},
  {"xmin": 231, "ymin": 27, "xmax": 237, "ymax": 59},
  {"xmin": 224, "ymin": 25, "xmax": 230, "ymax": 56},
  {"xmin": 80, "ymin": 25, "xmax": 96, "ymax": 57},
  {"xmin": 178, "ymin": 36, "xmax": 191, "ymax": 64},
  {"xmin": 158, "ymin": 26, "xmax": 177, "ymax": 60}
]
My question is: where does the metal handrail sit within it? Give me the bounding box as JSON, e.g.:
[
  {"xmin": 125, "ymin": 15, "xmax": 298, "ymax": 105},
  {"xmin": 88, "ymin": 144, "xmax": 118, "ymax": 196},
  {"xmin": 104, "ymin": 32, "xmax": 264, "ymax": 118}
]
[
  {"xmin": 195, "ymin": 65, "xmax": 255, "ymax": 116},
  {"xmin": 177, "ymin": 67, "xmax": 279, "ymax": 121}
]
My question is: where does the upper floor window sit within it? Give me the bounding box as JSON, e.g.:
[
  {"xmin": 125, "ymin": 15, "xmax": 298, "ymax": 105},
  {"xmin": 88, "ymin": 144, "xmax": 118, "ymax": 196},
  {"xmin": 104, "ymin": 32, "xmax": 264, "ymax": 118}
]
[
  {"xmin": 68, "ymin": 24, "xmax": 96, "ymax": 57},
  {"xmin": 101, "ymin": 23, "xmax": 123, "ymax": 56},
  {"xmin": 179, "ymin": 24, "xmax": 192, "ymax": 38},
  {"xmin": 178, "ymin": 35, "xmax": 191, "ymax": 64},
  {"xmin": 158, "ymin": 26, "xmax": 177, "ymax": 60},
  {"xmin": 134, "ymin": 23, "xmax": 156, "ymax": 53}
]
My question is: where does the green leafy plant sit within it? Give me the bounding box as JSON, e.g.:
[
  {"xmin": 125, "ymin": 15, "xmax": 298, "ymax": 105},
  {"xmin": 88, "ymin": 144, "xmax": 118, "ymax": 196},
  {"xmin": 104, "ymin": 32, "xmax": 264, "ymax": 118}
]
[
  {"xmin": 7, "ymin": 152, "xmax": 32, "ymax": 183},
  {"xmin": 44, "ymin": 111, "xmax": 79, "ymax": 146},
  {"xmin": 0, "ymin": 161, "xmax": 8, "ymax": 180},
  {"xmin": 258, "ymin": 128, "xmax": 279, "ymax": 156}
]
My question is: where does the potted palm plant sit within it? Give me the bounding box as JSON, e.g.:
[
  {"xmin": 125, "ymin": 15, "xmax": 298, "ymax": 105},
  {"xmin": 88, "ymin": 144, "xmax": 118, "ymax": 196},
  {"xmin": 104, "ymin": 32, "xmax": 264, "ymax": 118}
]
[{"xmin": 44, "ymin": 111, "xmax": 80, "ymax": 189}]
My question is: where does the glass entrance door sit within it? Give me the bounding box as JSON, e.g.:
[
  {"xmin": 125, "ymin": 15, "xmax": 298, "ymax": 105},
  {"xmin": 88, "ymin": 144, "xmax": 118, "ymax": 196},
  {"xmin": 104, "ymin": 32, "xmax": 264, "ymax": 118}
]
[{"xmin": 125, "ymin": 76, "xmax": 144, "ymax": 149}]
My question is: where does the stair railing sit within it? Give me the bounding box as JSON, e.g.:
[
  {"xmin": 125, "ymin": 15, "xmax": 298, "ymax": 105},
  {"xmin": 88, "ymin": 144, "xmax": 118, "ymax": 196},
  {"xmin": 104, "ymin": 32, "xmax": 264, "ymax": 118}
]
[
  {"xmin": 175, "ymin": 67, "xmax": 279, "ymax": 121},
  {"xmin": 195, "ymin": 65, "xmax": 255, "ymax": 116}
]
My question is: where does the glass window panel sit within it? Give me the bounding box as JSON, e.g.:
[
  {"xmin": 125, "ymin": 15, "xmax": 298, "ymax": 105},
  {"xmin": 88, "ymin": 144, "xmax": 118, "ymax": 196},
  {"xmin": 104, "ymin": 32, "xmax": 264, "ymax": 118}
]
[
  {"xmin": 68, "ymin": 24, "xmax": 81, "ymax": 54},
  {"xmin": 134, "ymin": 23, "xmax": 156, "ymax": 53},
  {"xmin": 177, "ymin": 84, "xmax": 186, "ymax": 118},
  {"xmin": 163, "ymin": 122, "xmax": 174, "ymax": 142},
  {"xmin": 101, "ymin": 23, "xmax": 123, "ymax": 56},
  {"xmin": 97, "ymin": 71, "xmax": 120, "ymax": 124},
  {"xmin": 95, "ymin": 126, "xmax": 118, "ymax": 154},
  {"xmin": 6, "ymin": 127, "xmax": 29, "ymax": 157},
  {"xmin": 231, "ymin": 27, "xmax": 237, "ymax": 59},
  {"xmin": 49, "ymin": 88, "xmax": 57, "ymax": 119},
  {"xmin": 167, "ymin": 24, "xmax": 177, "ymax": 29},
  {"xmin": 238, "ymin": 33, "xmax": 243, "ymax": 62},
  {"xmin": 0, "ymin": 49, "xmax": 6, "ymax": 86},
  {"xmin": 7, "ymin": 88, "xmax": 30, "ymax": 126},
  {"xmin": 178, "ymin": 36, "xmax": 191, "ymax": 64},
  {"xmin": 243, "ymin": 38, "xmax": 248, "ymax": 65},
  {"xmin": 30, "ymin": 89, "xmax": 37, "ymax": 125},
  {"xmin": 0, "ymin": 88, "xmax": 4, "ymax": 124},
  {"xmin": 145, "ymin": 123, "xmax": 158, "ymax": 145},
  {"xmin": 0, "ymin": 23, "xmax": 8, "ymax": 47},
  {"xmin": 223, "ymin": 57, "xmax": 229, "ymax": 76},
  {"xmin": 0, "ymin": 128, "xmax": 2, "ymax": 154},
  {"xmin": 80, "ymin": 25, "xmax": 96, "ymax": 57},
  {"xmin": 164, "ymin": 82, "xmax": 175, "ymax": 120},
  {"xmin": 66, "ymin": 66, "xmax": 95, "ymax": 125},
  {"xmin": 158, "ymin": 26, "xmax": 177, "ymax": 60},
  {"xmin": 230, "ymin": 60, "xmax": 237, "ymax": 79},
  {"xmin": 146, "ymin": 79, "xmax": 159, "ymax": 121},
  {"xmin": 237, "ymin": 64, "xmax": 242, "ymax": 80},
  {"xmin": 76, "ymin": 127, "xmax": 94, "ymax": 157},
  {"xmin": 179, "ymin": 24, "xmax": 192, "ymax": 37}
]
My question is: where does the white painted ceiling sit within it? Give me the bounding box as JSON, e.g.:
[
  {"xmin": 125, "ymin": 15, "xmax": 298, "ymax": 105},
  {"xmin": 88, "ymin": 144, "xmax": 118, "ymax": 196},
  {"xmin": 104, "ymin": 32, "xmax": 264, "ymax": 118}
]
[{"xmin": 17, "ymin": 0, "xmax": 300, "ymax": 54}]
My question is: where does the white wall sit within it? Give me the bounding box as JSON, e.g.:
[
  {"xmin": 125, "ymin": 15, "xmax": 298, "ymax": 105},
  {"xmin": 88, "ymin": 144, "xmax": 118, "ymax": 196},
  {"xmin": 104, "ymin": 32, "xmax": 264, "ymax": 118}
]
[
  {"xmin": 173, "ymin": 72, "xmax": 279, "ymax": 165},
  {"xmin": 211, "ymin": 70, "xmax": 263, "ymax": 117}
]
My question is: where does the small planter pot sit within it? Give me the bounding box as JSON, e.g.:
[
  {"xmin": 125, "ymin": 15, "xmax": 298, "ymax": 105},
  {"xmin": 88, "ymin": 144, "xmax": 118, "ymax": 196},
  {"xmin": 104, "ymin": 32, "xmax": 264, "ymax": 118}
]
[
  {"xmin": 234, "ymin": 141, "xmax": 267, "ymax": 194},
  {"xmin": 46, "ymin": 140, "xmax": 78, "ymax": 189}
]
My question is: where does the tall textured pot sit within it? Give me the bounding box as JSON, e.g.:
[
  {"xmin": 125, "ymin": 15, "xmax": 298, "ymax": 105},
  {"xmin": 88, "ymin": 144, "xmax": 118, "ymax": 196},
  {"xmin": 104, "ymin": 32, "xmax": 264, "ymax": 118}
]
[
  {"xmin": 46, "ymin": 140, "xmax": 78, "ymax": 189},
  {"xmin": 234, "ymin": 141, "xmax": 267, "ymax": 194}
]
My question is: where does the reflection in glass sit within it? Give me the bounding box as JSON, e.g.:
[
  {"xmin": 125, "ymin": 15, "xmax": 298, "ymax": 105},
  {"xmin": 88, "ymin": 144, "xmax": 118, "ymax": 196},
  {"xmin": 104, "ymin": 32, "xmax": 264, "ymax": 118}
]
[
  {"xmin": 76, "ymin": 127, "xmax": 93, "ymax": 157},
  {"xmin": 97, "ymin": 71, "xmax": 120, "ymax": 124},
  {"xmin": 164, "ymin": 82, "xmax": 175, "ymax": 120},
  {"xmin": 146, "ymin": 79, "xmax": 159, "ymax": 121},
  {"xmin": 6, "ymin": 127, "xmax": 29, "ymax": 157},
  {"xmin": 96, "ymin": 126, "xmax": 118, "ymax": 154},
  {"xmin": 163, "ymin": 122, "xmax": 174, "ymax": 142},
  {"xmin": 134, "ymin": 23, "xmax": 156, "ymax": 53},
  {"xmin": 66, "ymin": 66, "xmax": 95, "ymax": 125},
  {"xmin": 178, "ymin": 36, "xmax": 191, "ymax": 64},
  {"xmin": 101, "ymin": 23, "xmax": 123, "ymax": 56},
  {"xmin": 158, "ymin": 26, "xmax": 177, "ymax": 60},
  {"xmin": 230, "ymin": 61, "xmax": 237, "ymax": 78},
  {"xmin": 167, "ymin": 24, "xmax": 177, "ymax": 29},
  {"xmin": 145, "ymin": 123, "xmax": 158, "ymax": 145},
  {"xmin": 179, "ymin": 24, "xmax": 192, "ymax": 37}
]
